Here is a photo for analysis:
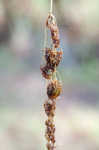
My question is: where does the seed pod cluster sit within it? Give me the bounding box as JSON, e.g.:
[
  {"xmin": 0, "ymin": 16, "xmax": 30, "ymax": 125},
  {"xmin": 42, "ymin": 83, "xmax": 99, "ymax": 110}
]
[
  {"xmin": 45, "ymin": 48, "xmax": 63, "ymax": 69},
  {"xmin": 41, "ymin": 48, "xmax": 62, "ymax": 79},
  {"xmin": 40, "ymin": 65, "xmax": 52, "ymax": 79},
  {"xmin": 44, "ymin": 100, "xmax": 56, "ymax": 150},
  {"xmin": 44, "ymin": 100, "xmax": 56, "ymax": 117},
  {"xmin": 46, "ymin": 14, "xmax": 60, "ymax": 48},
  {"xmin": 41, "ymin": 11, "xmax": 63, "ymax": 150}
]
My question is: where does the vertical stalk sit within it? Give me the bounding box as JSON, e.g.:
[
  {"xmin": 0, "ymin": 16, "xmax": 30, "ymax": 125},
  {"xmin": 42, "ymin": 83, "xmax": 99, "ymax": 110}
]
[{"xmin": 50, "ymin": 0, "xmax": 53, "ymax": 13}]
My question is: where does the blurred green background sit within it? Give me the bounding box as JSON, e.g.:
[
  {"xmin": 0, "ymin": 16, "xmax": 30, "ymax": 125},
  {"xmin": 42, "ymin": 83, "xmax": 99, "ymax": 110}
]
[{"xmin": 0, "ymin": 0, "xmax": 99, "ymax": 150}]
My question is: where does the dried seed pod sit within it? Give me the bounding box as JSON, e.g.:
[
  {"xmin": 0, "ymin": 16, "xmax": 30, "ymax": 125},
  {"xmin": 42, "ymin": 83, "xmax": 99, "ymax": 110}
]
[
  {"xmin": 50, "ymin": 24, "xmax": 60, "ymax": 48},
  {"xmin": 45, "ymin": 48, "xmax": 63, "ymax": 69},
  {"xmin": 45, "ymin": 48, "xmax": 52, "ymax": 64},
  {"xmin": 53, "ymin": 39, "xmax": 60, "ymax": 48},
  {"xmin": 46, "ymin": 14, "xmax": 55, "ymax": 28},
  {"xmin": 46, "ymin": 143, "xmax": 55, "ymax": 150},
  {"xmin": 45, "ymin": 133, "xmax": 55, "ymax": 144},
  {"xmin": 44, "ymin": 100, "xmax": 56, "ymax": 117},
  {"xmin": 40, "ymin": 65, "xmax": 52, "ymax": 79},
  {"xmin": 46, "ymin": 14, "xmax": 60, "ymax": 48},
  {"xmin": 46, "ymin": 126, "xmax": 55, "ymax": 135},
  {"xmin": 46, "ymin": 125, "xmax": 55, "ymax": 136},
  {"xmin": 50, "ymin": 135, "xmax": 56, "ymax": 144},
  {"xmin": 45, "ymin": 119, "xmax": 52, "ymax": 126},
  {"xmin": 47, "ymin": 80, "xmax": 62, "ymax": 100},
  {"xmin": 45, "ymin": 119, "xmax": 55, "ymax": 129}
]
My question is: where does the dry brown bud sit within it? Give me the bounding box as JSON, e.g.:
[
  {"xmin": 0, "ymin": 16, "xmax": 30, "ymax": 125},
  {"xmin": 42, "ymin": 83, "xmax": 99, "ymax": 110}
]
[
  {"xmin": 47, "ymin": 80, "xmax": 62, "ymax": 100},
  {"xmin": 45, "ymin": 48, "xmax": 63, "ymax": 69},
  {"xmin": 40, "ymin": 65, "xmax": 52, "ymax": 79},
  {"xmin": 46, "ymin": 143, "xmax": 55, "ymax": 150},
  {"xmin": 50, "ymin": 24, "xmax": 60, "ymax": 48},
  {"xmin": 46, "ymin": 14, "xmax": 60, "ymax": 48},
  {"xmin": 44, "ymin": 100, "xmax": 56, "ymax": 117}
]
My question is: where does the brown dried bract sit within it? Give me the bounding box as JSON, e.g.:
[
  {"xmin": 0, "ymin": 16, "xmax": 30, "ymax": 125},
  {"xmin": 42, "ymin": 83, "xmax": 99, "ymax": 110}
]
[
  {"xmin": 45, "ymin": 119, "xmax": 55, "ymax": 129},
  {"xmin": 44, "ymin": 100, "xmax": 56, "ymax": 117},
  {"xmin": 46, "ymin": 14, "xmax": 60, "ymax": 48},
  {"xmin": 45, "ymin": 48, "xmax": 63, "ymax": 69},
  {"xmin": 47, "ymin": 80, "xmax": 62, "ymax": 100},
  {"xmin": 46, "ymin": 14, "xmax": 55, "ymax": 28},
  {"xmin": 46, "ymin": 125, "xmax": 55, "ymax": 135},
  {"xmin": 50, "ymin": 24, "xmax": 60, "ymax": 48},
  {"xmin": 46, "ymin": 143, "xmax": 55, "ymax": 150},
  {"xmin": 46, "ymin": 128, "xmax": 55, "ymax": 143},
  {"xmin": 40, "ymin": 65, "xmax": 52, "ymax": 79}
]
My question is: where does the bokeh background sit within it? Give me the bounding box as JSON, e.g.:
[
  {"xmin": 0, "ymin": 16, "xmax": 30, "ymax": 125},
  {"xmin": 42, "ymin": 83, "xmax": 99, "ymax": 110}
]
[{"xmin": 0, "ymin": 0, "xmax": 99, "ymax": 150}]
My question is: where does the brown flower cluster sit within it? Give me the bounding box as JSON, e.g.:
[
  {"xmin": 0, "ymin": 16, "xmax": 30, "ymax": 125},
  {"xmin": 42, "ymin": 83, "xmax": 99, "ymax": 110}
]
[
  {"xmin": 46, "ymin": 14, "xmax": 60, "ymax": 48},
  {"xmin": 44, "ymin": 101, "xmax": 56, "ymax": 150},
  {"xmin": 43, "ymin": 81, "xmax": 62, "ymax": 150},
  {"xmin": 40, "ymin": 65, "xmax": 52, "ymax": 79},
  {"xmin": 40, "ymin": 48, "xmax": 62, "ymax": 80},
  {"xmin": 46, "ymin": 142, "xmax": 56, "ymax": 150},
  {"xmin": 41, "ymin": 12, "xmax": 63, "ymax": 150},
  {"xmin": 45, "ymin": 48, "xmax": 63, "ymax": 69},
  {"xmin": 44, "ymin": 100, "xmax": 56, "ymax": 117}
]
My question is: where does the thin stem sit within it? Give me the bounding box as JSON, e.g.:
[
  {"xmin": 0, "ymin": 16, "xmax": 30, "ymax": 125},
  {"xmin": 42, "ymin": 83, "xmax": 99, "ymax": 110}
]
[
  {"xmin": 41, "ymin": 27, "xmax": 47, "ymax": 63},
  {"xmin": 50, "ymin": 0, "xmax": 53, "ymax": 13},
  {"xmin": 44, "ymin": 26, "xmax": 47, "ymax": 48}
]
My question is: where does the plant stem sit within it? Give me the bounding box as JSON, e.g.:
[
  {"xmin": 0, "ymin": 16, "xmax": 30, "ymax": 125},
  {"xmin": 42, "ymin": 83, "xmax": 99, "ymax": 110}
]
[{"xmin": 50, "ymin": 0, "xmax": 53, "ymax": 13}]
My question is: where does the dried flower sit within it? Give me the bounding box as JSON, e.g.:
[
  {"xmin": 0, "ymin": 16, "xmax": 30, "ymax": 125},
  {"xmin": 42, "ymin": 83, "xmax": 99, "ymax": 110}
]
[
  {"xmin": 44, "ymin": 100, "xmax": 56, "ymax": 117},
  {"xmin": 45, "ymin": 119, "xmax": 55, "ymax": 129},
  {"xmin": 46, "ymin": 14, "xmax": 60, "ymax": 48},
  {"xmin": 46, "ymin": 14, "xmax": 55, "ymax": 28},
  {"xmin": 46, "ymin": 143, "xmax": 55, "ymax": 150},
  {"xmin": 45, "ymin": 48, "xmax": 63, "ymax": 69},
  {"xmin": 47, "ymin": 80, "xmax": 62, "ymax": 100},
  {"xmin": 50, "ymin": 24, "xmax": 60, "ymax": 48},
  {"xmin": 40, "ymin": 65, "xmax": 52, "ymax": 79}
]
